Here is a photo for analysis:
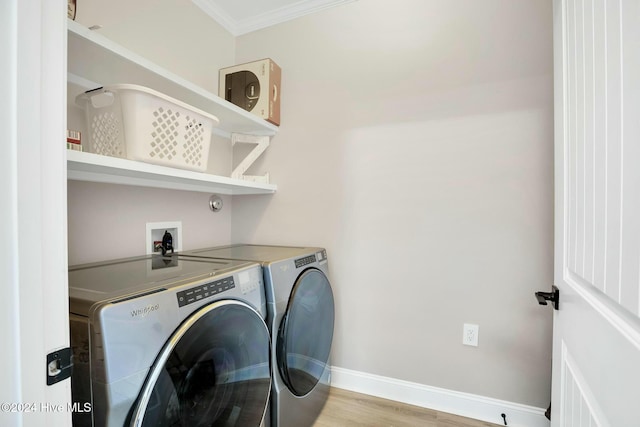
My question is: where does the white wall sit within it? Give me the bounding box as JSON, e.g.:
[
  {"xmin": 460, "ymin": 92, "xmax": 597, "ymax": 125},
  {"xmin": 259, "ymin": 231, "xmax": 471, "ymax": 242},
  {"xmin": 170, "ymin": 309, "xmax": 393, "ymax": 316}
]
[
  {"xmin": 74, "ymin": 0, "xmax": 234, "ymax": 94},
  {"xmin": 67, "ymin": 182, "xmax": 233, "ymax": 264},
  {"xmin": 232, "ymin": 0, "xmax": 554, "ymax": 408},
  {"xmin": 67, "ymin": 0, "xmax": 237, "ymax": 265}
]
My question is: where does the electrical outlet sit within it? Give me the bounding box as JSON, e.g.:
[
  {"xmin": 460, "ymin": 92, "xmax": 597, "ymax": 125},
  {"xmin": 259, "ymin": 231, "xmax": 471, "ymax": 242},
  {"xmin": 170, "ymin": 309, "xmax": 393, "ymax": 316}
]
[{"xmin": 463, "ymin": 323, "xmax": 479, "ymax": 347}]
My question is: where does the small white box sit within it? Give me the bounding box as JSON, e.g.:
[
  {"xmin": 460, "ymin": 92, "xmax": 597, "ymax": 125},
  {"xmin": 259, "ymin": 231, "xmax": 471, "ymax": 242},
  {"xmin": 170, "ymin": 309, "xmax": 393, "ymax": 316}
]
[
  {"xmin": 219, "ymin": 58, "xmax": 281, "ymax": 126},
  {"xmin": 66, "ymin": 129, "xmax": 82, "ymax": 151},
  {"xmin": 76, "ymin": 84, "xmax": 219, "ymax": 172}
]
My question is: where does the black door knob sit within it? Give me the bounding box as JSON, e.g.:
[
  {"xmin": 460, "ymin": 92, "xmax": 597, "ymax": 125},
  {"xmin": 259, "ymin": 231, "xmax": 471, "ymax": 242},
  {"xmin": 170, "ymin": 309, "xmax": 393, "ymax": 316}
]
[{"xmin": 535, "ymin": 285, "xmax": 559, "ymax": 310}]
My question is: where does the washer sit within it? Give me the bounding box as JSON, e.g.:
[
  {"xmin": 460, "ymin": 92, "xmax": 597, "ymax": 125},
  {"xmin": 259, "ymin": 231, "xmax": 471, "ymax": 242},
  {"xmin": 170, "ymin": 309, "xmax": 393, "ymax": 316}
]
[
  {"xmin": 69, "ymin": 254, "xmax": 271, "ymax": 427},
  {"xmin": 182, "ymin": 245, "xmax": 335, "ymax": 427}
]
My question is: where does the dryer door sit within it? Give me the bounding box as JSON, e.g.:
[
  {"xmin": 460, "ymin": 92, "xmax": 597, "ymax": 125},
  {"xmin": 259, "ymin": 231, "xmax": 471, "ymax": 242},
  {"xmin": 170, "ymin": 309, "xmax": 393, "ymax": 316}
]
[
  {"xmin": 130, "ymin": 300, "xmax": 271, "ymax": 427},
  {"xmin": 277, "ymin": 268, "xmax": 335, "ymax": 396}
]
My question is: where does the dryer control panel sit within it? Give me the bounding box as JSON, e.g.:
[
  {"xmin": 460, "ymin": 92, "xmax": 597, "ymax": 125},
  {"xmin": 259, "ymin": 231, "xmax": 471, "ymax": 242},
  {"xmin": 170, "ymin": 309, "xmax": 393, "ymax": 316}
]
[
  {"xmin": 294, "ymin": 250, "xmax": 327, "ymax": 268},
  {"xmin": 176, "ymin": 277, "xmax": 235, "ymax": 307},
  {"xmin": 295, "ymin": 255, "xmax": 316, "ymax": 268}
]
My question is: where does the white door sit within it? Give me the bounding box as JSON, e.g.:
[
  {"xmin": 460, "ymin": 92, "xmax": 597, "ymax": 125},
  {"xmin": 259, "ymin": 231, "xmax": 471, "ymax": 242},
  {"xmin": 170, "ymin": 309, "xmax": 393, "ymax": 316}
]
[{"xmin": 551, "ymin": 0, "xmax": 640, "ymax": 426}]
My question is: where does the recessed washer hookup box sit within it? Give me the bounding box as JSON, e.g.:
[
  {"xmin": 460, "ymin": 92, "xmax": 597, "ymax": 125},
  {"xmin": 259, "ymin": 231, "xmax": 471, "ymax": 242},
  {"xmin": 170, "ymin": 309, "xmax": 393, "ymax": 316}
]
[{"xmin": 219, "ymin": 58, "xmax": 281, "ymax": 126}]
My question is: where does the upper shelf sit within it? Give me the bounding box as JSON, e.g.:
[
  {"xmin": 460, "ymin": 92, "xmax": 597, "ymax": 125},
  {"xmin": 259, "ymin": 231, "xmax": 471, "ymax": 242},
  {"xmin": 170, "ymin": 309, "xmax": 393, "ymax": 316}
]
[
  {"xmin": 67, "ymin": 19, "xmax": 277, "ymax": 195},
  {"xmin": 67, "ymin": 150, "xmax": 277, "ymax": 195},
  {"xmin": 67, "ymin": 19, "xmax": 278, "ymax": 139}
]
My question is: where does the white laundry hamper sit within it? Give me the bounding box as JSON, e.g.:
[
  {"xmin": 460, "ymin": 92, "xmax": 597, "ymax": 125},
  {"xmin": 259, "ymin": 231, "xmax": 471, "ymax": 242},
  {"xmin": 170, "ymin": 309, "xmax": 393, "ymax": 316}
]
[{"xmin": 76, "ymin": 84, "xmax": 219, "ymax": 172}]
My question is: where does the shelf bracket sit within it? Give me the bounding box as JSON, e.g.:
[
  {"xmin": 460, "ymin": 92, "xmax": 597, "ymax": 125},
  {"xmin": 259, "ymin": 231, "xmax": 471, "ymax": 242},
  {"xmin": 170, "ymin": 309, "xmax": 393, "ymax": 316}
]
[{"xmin": 231, "ymin": 133, "xmax": 270, "ymax": 184}]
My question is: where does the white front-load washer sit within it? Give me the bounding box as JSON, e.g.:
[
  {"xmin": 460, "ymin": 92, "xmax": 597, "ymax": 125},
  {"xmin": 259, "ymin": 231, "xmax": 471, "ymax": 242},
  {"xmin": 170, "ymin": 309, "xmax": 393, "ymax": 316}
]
[
  {"xmin": 69, "ymin": 254, "xmax": 272, "ymax": 427},
  {"xmin": 182, "ymin": 245, "xmax": 335, "ymax": 427}
]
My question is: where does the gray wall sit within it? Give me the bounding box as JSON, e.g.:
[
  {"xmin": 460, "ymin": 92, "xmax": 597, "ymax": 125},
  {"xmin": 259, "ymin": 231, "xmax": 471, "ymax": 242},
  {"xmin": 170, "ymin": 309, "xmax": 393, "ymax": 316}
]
[
  {"xmin": 67, "ymin": 0, "xmax": 555, "ymax": 409},
  {"xmin": 232, "ymin": 0, "xmax": 554, "ymax": 408}
]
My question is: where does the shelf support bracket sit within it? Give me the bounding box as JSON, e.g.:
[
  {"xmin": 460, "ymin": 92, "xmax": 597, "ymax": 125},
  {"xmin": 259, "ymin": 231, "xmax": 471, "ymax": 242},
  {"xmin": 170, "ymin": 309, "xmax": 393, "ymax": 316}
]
[{"xmin": 231, "ymin": 133, "xmax": 270, "ymax": 183}]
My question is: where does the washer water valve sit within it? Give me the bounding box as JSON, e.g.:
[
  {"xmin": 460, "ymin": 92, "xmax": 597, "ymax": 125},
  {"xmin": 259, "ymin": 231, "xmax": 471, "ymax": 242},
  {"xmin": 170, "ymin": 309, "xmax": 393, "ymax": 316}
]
[{"xmin": 161, "ymin": 230, "xmax": 174, "ymax": 255}]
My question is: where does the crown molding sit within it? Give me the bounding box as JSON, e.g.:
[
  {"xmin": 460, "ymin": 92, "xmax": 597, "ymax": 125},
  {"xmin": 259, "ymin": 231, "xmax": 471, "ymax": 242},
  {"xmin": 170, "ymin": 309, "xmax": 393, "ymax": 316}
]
[
  {"xmin": 193, "ymin": 0, "xmax": 357, "ymax": 36},
  {"xmin": 191, "ymin": 0, "xmax": 238, "ymax": 35}
]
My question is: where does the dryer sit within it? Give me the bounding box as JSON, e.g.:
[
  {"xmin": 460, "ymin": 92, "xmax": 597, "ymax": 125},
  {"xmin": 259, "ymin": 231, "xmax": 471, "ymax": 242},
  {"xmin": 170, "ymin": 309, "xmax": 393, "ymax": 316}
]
[
  {"xmin": 69, "ymin": 254, "xmax": 272, "ymax": 427},
  {"xmin": 182, "ymin": 245, "xmax": 335, "ymax": 427}
]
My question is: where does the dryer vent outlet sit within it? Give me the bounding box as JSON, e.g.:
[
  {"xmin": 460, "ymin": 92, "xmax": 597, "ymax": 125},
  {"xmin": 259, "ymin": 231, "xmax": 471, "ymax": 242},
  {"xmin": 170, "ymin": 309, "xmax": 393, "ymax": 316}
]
[{"xmin": 146, "ymin": 221, "xmax": 182, "ymax": 255}]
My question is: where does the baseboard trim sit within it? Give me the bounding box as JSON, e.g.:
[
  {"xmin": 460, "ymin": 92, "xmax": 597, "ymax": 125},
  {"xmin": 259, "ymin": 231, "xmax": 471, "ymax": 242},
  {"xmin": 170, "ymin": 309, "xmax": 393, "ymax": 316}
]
[{"xmin": 330, "ymin": 366, "xmax": 550, "ymax": 427}]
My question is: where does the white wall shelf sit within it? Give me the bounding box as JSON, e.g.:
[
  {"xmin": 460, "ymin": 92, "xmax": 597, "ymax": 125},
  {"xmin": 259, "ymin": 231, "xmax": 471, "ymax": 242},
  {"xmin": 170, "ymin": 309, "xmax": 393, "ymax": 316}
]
[
  {"xmin": 67, "ymin": 19, "xmax": 277, "ymax": 195},
  {"xmin": 67, "ymin": 150, "xmax": 277, "ymax": 195},
  {"xmin": 67, "ymin": 19, "xmax": 278, "ymax": 139}
]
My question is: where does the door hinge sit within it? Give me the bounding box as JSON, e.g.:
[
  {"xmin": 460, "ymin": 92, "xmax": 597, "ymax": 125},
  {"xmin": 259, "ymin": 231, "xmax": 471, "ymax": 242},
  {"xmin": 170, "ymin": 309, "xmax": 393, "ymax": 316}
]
[{"xmin": 46, "ymin": 347, "xmax": 73, "ymax": 385}]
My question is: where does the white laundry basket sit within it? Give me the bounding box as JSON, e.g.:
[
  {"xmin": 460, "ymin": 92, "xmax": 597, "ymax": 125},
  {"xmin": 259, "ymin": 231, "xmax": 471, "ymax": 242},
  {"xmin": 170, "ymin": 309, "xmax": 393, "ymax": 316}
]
[{"xmin": 76, "ymin": 84, "xmax": 219, "ymax": 172}]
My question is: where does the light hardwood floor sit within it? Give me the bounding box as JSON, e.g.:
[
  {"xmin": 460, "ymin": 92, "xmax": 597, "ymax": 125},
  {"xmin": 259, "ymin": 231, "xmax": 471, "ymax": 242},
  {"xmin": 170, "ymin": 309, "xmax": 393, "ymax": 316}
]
[{"xmin": 313, "ymin": 388, "xmax": 503, "ymax": 427}]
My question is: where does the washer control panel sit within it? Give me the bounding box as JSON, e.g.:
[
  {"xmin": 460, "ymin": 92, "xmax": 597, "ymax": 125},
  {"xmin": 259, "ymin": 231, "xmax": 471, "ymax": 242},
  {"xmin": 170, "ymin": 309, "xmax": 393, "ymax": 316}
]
[{"xmin": 176, "ymin": 276, "xmax": 235, "ymax": 307}]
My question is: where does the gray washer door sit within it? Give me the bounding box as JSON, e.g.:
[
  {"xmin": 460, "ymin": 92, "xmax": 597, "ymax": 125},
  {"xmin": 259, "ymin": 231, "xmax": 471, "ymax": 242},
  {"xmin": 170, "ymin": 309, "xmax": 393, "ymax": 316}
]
[
  {"xmin": 277, "ymin": 268, "xmax": 335, "ymax": 396},
  {"xmin": 130, "ymin": 300, "xmax": 271, "ymax": 427}
]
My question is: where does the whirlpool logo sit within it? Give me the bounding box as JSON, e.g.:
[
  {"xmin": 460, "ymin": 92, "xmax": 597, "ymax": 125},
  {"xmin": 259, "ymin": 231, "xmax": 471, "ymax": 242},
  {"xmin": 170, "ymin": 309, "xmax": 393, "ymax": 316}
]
[{"xmin": 130, "ymin": 304, "xmax": 160, "ymax": 318}]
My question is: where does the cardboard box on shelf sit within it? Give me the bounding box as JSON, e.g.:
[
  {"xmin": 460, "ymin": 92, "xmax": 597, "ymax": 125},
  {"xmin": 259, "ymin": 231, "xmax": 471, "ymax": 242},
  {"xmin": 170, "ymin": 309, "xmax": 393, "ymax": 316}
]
[{"xmin": 219, "ymin": 58, "xmax": 281, "ymax": 126}]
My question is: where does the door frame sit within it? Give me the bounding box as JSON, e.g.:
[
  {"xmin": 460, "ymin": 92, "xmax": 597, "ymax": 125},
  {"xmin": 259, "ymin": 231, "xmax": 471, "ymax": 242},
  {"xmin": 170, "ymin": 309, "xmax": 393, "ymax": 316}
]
[{"xmin": 1, "ymin": 0, "xmax": 70, "ymax": 425}]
